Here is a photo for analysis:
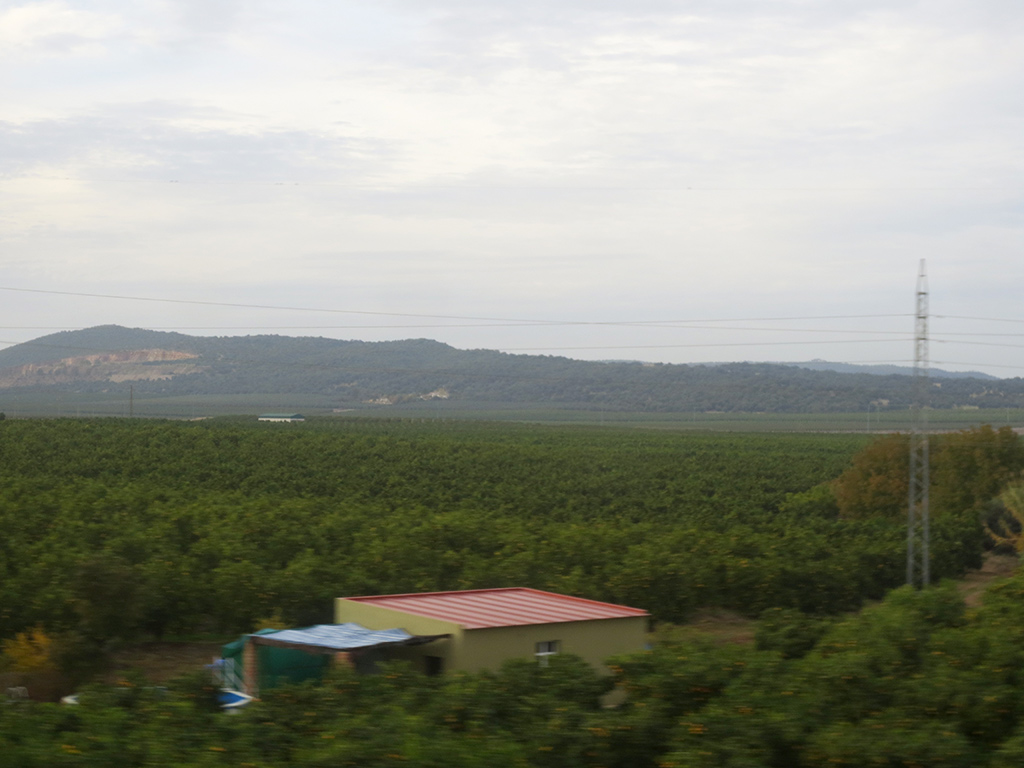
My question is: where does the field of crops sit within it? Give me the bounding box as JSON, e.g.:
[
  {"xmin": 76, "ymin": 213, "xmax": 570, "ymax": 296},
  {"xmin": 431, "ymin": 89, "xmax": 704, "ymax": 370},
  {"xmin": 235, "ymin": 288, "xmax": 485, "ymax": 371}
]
[
  {"xmin": 0, "ymin": 417, "xmax": 991, "ymax": 645},
  {"xmin": 3, "ymin": 417, "xmax": 1024, "ymax": 767}
]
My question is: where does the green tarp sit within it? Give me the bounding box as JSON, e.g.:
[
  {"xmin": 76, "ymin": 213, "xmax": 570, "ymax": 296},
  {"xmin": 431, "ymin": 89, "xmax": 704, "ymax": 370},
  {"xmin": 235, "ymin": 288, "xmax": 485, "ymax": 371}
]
[{"xmin": 221, "ymin": 629, "xmax": 329, "ymax": 692}]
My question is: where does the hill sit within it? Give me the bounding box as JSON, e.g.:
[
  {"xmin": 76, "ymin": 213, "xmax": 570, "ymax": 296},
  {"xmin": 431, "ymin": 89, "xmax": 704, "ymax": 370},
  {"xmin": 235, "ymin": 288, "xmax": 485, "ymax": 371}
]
[
  {"xmin": 781, "ymin": 359, "xmax": 999, "ymax": 380},
  {"xmin": 1, "ymin": 325, "xmax": 1023, "ymax": 415}
]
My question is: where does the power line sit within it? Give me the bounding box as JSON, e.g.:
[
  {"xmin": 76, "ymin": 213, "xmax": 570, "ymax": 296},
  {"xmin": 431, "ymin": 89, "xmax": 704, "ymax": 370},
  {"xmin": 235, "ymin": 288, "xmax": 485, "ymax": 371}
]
[
  {"xmin": 931, "ymin": 332, "xmax": 1024, "ymax": 338},
  {"xmin": 499, "ymin": 339, "xmax": 909, "ymax": 352},
  {"xmin": 935, "ymin": 315, "xmax": 1024, "ymax": 325},
  {"xmin": 9, "ymin": 288, "xmax": 1019, "ymax": 331},
  {"xmin": 0, "ymin": 286, "xmax": 564, "ymax": 325},
  {"xmin": 6, "ymin": 175, "xmax": 1024, "ymax": 192},
  {"xmin": 0, "ymin": 323, "xmax": 918, "ymax": 335},
  {"xmin": 1, "ymin": 286, "xmax": 1018, "ymax": 372},
  {"xmin": 0, "ymin": 337, "xmax": 911, "ymax": 358},
  {"xmin": 932, "ymin": 360, "xmax": 1024, "ymax": 372},
  {"xmin": 0, "ymin": 285, "xmax": 912, "ymax": 328},
  {"xmin": 6, "ymin": 325, "xmax": 1022, "ymax": 342},
  {"xmin": 935, "ymin": 340, "xmax": 1024, "ymax": 350}
]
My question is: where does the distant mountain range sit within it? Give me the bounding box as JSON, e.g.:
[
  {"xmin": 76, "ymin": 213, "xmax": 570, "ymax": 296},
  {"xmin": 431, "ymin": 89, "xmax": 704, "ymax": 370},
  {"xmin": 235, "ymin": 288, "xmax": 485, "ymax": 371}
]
[
  {"xmin": 1, "ymin": 325, "xmax": 1022, "ymax": 414},
  {"xmin": 778, "ymin": 359, "xmax": 998, "ymax": 380}
]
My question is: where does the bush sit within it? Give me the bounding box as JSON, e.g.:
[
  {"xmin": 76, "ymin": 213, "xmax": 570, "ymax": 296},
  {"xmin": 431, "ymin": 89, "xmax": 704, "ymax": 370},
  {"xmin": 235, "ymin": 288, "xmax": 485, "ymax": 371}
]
[{"xmin": 755, "ymin": 608, "xmax": 832, "ymax": 659}]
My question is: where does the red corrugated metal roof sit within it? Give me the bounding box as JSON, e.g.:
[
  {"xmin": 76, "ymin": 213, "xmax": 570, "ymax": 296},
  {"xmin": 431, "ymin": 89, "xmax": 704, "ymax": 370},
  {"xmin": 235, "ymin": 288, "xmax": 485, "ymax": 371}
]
[{"xmin": 343, "ymin": 588, "xmax": 648, "ymax": 630}]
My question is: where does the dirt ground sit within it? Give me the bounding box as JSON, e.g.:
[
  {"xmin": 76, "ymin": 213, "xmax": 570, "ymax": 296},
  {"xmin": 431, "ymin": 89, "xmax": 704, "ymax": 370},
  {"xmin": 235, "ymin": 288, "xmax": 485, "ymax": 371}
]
[
  {"xmin": 655, "ymin": 609, "xmax": 758, "ymax": 647},
  {"xmin": 956, "ymin": 552, "xmax": 1019, "ymax": 608},
  {"xmin": 105, "ymin": 641, "xmax": 223, "ymax": 684}
]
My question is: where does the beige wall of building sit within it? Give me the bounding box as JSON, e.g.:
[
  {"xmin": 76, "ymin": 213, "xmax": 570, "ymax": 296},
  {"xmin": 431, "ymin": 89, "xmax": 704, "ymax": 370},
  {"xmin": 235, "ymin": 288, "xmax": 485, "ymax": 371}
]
[{"xmin": 451, "ymin": 617, "xmax": 647, "ymax": 673}]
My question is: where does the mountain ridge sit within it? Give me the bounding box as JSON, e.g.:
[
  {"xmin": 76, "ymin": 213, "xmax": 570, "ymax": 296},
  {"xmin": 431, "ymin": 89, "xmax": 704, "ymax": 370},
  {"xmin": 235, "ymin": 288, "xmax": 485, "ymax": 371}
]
[{"xmin": 1, "ymin": 325, "xmax": 1022, "ymax": 414}]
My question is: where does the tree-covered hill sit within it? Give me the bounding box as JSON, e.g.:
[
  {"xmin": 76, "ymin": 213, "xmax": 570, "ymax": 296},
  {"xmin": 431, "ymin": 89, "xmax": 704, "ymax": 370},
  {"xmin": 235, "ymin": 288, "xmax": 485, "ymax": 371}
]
[{"xmin": 2, "ymin": 325, "xmax": 1023, "ymax": 413}]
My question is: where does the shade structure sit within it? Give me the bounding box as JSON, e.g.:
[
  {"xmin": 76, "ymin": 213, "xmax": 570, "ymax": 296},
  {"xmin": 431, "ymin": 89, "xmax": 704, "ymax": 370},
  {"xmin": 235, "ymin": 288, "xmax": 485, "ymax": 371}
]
[
  {"xmin": 250, "ymin": 623, "xmax": 448, "ymax": 653},
  {"xmin": 221, "ymin": 623, "xmax": 450, "ymax": 695}
]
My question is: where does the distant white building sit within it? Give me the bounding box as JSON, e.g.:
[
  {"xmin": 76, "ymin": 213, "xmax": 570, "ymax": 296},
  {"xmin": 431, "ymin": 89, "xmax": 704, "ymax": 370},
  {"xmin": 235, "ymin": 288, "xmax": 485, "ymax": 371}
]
[{"xmin": 257, "ymin": 413, "xmax": 305, "ymax": 422}]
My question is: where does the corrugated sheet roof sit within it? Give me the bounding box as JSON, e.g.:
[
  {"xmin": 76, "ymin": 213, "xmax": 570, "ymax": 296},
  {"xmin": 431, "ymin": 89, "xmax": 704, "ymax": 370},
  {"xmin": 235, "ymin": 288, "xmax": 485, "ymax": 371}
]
[{"xmin": 344, "ymin": 588, "xmax": 648, "ymax": 630}]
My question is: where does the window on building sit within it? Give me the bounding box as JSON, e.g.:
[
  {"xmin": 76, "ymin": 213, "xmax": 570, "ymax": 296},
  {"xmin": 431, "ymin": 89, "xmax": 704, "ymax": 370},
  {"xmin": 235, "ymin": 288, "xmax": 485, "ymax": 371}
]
[{"xmin": 535, "ymin": 640, "xmax": 559, "ymax": 666}]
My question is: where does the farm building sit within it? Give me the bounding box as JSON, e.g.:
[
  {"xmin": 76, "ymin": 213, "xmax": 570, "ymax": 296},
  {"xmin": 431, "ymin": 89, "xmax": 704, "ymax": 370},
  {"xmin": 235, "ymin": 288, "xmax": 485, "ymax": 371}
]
[
  {"xmin": 334, "ymin": 587, "xmax": 649, "ymax": 676},
  {"xmin": 257, "ymin": 413, "xmax": 305, "ymax": 422},
  {"xmin": 223, "ymin": 588, "xmax": 648, "ymax": 695}
]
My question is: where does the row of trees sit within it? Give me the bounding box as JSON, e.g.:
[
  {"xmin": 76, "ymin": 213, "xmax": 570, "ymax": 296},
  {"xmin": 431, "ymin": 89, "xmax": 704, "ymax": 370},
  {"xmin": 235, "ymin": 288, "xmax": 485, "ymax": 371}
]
[
  {"xmin": 0, "ymin": 417, "xmax": 864, "ymax": 520},
  {"xmin": 3, "ymin": 477, "xmax": 973, "ymax": 642},
  {"xmin": 0, "ymin": 420, "xmax": 987, "ymax": 645},
  {"xmin": 0, "ymin": 419, "xmax": 1020, "ymax": 683}
]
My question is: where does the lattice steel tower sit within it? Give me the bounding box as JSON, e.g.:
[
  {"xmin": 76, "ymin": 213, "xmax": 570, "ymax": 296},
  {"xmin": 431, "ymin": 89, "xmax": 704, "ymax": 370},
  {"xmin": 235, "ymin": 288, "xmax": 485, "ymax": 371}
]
[{"xmin": 907, "ymin": 259, "xmax": 930, "ymax": 587}]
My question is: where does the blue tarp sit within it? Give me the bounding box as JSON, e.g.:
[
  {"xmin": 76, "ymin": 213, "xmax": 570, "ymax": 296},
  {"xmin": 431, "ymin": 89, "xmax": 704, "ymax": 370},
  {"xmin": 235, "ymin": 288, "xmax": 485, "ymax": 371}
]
[{"xmin": 253, "ymin": 623, "xmax": 421, "ymax": 652}]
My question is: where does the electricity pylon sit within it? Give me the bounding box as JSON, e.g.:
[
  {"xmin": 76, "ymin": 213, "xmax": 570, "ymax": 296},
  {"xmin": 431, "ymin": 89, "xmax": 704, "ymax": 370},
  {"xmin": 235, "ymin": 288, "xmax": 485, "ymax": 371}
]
[{"xmin": 907, "ymin": 259, "xmax": 930, "ymax": 587}]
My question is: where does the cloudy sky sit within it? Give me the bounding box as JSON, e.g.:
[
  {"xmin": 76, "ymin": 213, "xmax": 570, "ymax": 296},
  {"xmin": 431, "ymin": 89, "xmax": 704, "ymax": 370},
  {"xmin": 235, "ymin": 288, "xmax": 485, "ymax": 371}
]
[{"xmin": 2, "ymin": 0, "xmax": 1023, "ymax": 375}]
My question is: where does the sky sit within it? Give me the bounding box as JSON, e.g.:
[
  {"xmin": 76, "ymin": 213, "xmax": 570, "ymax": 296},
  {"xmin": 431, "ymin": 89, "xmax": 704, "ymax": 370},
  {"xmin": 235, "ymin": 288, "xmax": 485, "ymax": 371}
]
[{"xmin": 2, "ymin": 0, "xmax": 1023, "ymax": 376}]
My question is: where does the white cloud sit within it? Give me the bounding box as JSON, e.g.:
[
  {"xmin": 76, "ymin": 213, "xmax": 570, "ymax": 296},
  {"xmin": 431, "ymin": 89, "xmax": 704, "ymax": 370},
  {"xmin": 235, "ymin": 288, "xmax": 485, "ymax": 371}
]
[
  {"xmin": 1, "ymin": 0, "xmax": 1022, "ymax": 373},
  {"xmin": 0, "ymin": 1, "xmax": 126, "ymax": 55}
]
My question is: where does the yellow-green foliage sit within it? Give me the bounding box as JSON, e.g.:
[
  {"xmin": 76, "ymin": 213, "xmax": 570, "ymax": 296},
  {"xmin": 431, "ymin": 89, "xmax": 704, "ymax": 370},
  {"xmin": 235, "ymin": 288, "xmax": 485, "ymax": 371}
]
[
  {"xmin": 987, "ymin": 481, "xmax": 1024, "ymax": 554},
  {"xmin": 252, "ymin": 609, "xmax": 288, "ymax": 632},
  {"xmin": 1, "ymin": 626, "xmax": 55, "ymax": 672}
]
